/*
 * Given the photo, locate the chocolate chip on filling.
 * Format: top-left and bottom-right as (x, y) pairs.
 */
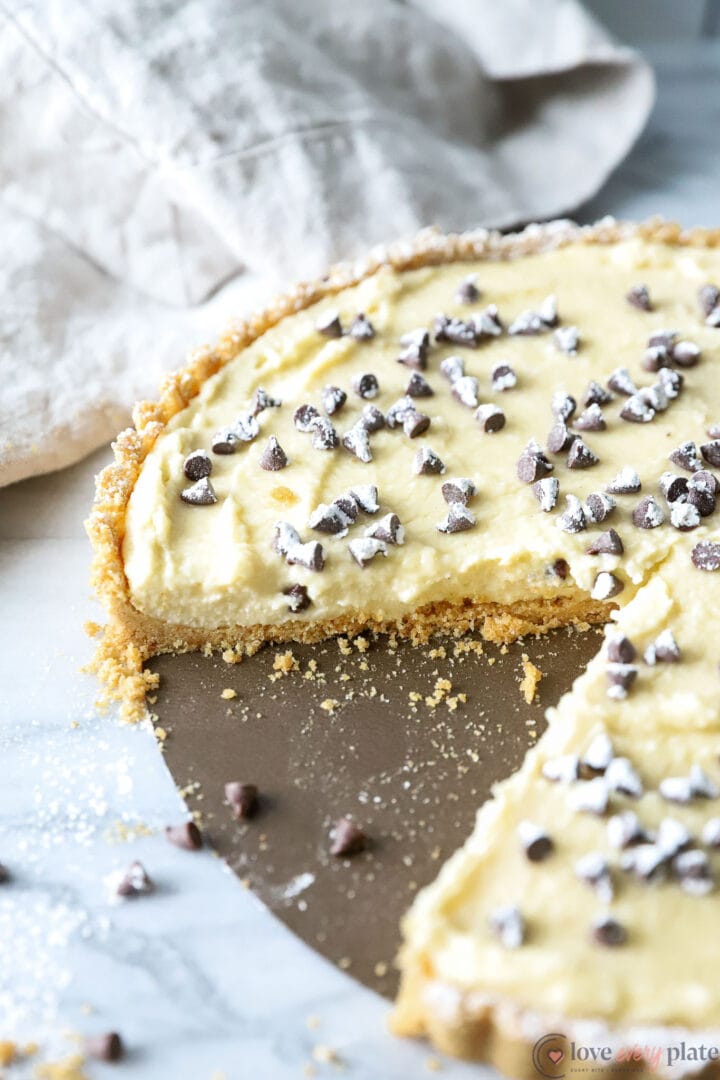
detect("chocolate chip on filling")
(455, 275), (480, 304)
(366, 513), (405, 545)
(211, 411), (260, 454)
(475, 403), (506, 432)
(573, 404), (606, 432)
(434, 313), (481, 348)
(440, 355), (464, 384)
(583, 380), (613, 407)
(607, 367), (637, 396)
(632, 495), (665, 529)
(321, 385), (347, 416)
(183, 449), (212, 480)
(406, 372), (434, 398)
(607, 635), (636, 663)
(491, 364), (517, 392)
(567, 437), (599, 470)
(583, 492), (616, 523)
(180, 477), (217, 506)
(293, 403), (320, 432)
(554, 325), (580, 355)
(532, 477), (559, 512)
(403, 409), (431, 439)
(342, 423), (372, 462)
(348, 537), (388, 567)
(517, 821), (554, 862)
(436, 503), (476, 534)
(575, 853), (613, 901)
(452, 375), (480, 408)
(620, 394), (655, 424)
(607, 810), (647, 849)
(644, 629), (681, 664)
(557, 495), (586, 534)
(397, 329), (430, 370)
(517, 440), (553, 484)
(283, 584), (311, 612)
(592, 916), (628, 947)
(626, 283), (652, 311)
(359, 404), (385, 432)
(669, 440), (703, 473)
(606, 663), (638, 700)
(251, 386), (282, 415)
(547, 422), (575, 455)
(551, 390), (576, 422)
(273, 522), (325, 571)
(489, 905), (525, 949)
(673, 850), (714, 896)
(316, 309), (343, 338)
(259, 436), (289, 471)
(692, 540), (720, 571)
(349, 313), (376, 341)
(353, 372), (379, 399)
(701, 440), (720, 468)
(606, 467), (641, 495)
(591, 571), (624, 600)
(587, 529), (624, 556)
(670, 502), (700, 532)
(310, 416), (339, 450)
(441, 478), (476, 505)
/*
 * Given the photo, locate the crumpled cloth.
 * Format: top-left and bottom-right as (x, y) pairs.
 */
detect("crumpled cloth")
(0, 0), (653, 487)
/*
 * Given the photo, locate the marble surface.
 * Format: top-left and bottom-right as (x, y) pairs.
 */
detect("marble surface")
(1, 40), (720, 1080)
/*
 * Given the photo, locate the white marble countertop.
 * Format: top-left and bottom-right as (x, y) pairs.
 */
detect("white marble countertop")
(2, 40), (719, 1080)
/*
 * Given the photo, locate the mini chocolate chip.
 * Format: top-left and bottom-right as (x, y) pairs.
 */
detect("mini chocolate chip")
(658, 367), (683, 398)
(316, 310), (343, 338)
(259, 436), (289, 471)
(703, 818), (720, 847)
(567, 438), (599, 470)
(607, 635), (636, 663)
(606, 467), (641, 495)
(183, 450), (212, 480)
(489, 905), (525, 948)
(587, 529), (624, 556)
(414, 444), (446, 475)
(551, 391), (576, 421)
(366, 513), (404, 545)
(554, 325), (579, 355)
(575, 853), (613, 901)
(542, 753), (578, 782)
(251, 387), (282, 416)
(116, 861), (154, 898)
(165, 821), (203, 851)
(233, 412), (261, 442)
(406, 372), (434, 398)
(701, 440), (720, 468)
(658, 776), (694, 804)
(568, 776), (609, 815)
(553, 558), (570, 580)
(180, 477), (218, 506)
(659, 471), (689, 503)
(607, 756), (643, 796)
(608, 367), (637, 396)
(670, 502), (700, 531)
(308, 502), (353, 535)
(621, 843), (669, 881)
(648, 329), (677, 349)
(84, 1033), (124, 1063)
(573, 404), (605, 432)
(349, 313), (375, 341)
(674, 850), (714, 896)
(591, 571), (624, 600)
(557, 495), (586, 534)
(440, 355), (464, 383)
(211, 427), (240, 454)
(642, 344), (672, 372)
(225, 781), (259, 819)
(353, 372), (379, 399)
(533, 477), (559, 512)
(274, 521), (301, 556)
(673, 340), (701, 367)
(517, 441), (553, 484)
(584, 492), (616, 523)
(699, 283), (720, 317)
(645, 629), (681, 664)
(333, 495), (358, 525)
(349, 537), (388, 566)
(455, 275), (480, 304)
(620, 394), (655, 424)
(692, 541), (720, 571)
(691, 764), (719, 798)
(359, 404), (385, 432)
(606, 662), (638, 700)
(669, 441), (702, 472)
(547, 422), (575, 454)
(491, 363), (517, 392)
(538, 294), (559, 327)
(709, 424), (720, 439)
(403, 410), (431, 438)
(284, 584), (311, 612)
(310, 417), (339, 450)
(687, 471), (717, 516)
(632, 495), (664, 529)
(640, 384), (668, 414)
(582, 732), (614, 773)
(607, 810), (647, 849)
(397, 340), (428, 370)
(441, 478), (476, 504)
(436, 504), (476, 534)
(583, 381), (613, 407)
(626, 283), (652, 311)
(707, 306), (720, 327)
(517, 821), (554, 862)
(452, 375), (479, 408)
(593, 916), (627, 947)
(508, 309), (545, 336)
(472, 304), (503, 337)
(330, 818), (367, 856)
(434, 314), (480, 348)
(321, 385), (347, 416)
(475, 403), (506, 432)
(293, 403), (320, 432)
(349, 484), (380, 514)
(287, 540), (325, 571)
(385, 395), (415, 429)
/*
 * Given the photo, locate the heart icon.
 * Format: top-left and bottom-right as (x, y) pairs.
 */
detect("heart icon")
(548, 1049), (564, 1065)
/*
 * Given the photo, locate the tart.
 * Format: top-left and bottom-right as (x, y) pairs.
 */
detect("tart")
(87, 219), (720, 1075)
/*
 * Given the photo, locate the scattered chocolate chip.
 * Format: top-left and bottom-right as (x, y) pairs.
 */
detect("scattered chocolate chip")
(573, 404), (606, 432)
(274, 521), (301, 555)
(294, 404), (320, 432)
(584, 492), (616, 523)
(211, 427), (240, 454)
(606, 662), (638, 700)
(591, 571), (624, 601)
(183, 450), (212, 480)
(691, 763), (720, 798)
(359, 404), (385, 433)
(620, 394), (655, 424)
(349, 484), (379, 514)
(659, 471), (689, 503)
(84, 1033), (124, 1063)
(583, 381), (613, 407)
(582, 732), (614, 773)
(517, 821), (554, 862)
(251, 387), (282, 415)
(440, 355), (464, 383)
(234, 412), (261, 442)
(316, 310), (343, 338)
(645, 383), (670, 414)
(608, 367), (637, 396)
(701, 440), (720, 468)
(475, 403), (506, 432)
(607, 636), (636, 666)
(491, 363), (517, 392)
(557, 494), (586, 534)
(706, 306), (720, 327)
(385, 395), (415, 429)
(547, 422), (575, 454)
(330, 817), (367, 856)
(692, 540), (720, 571)
(259, 435), (288, 471)
(658, 368), (684, 400)
(288, 541), (325, 571)
(607, 810), (646, 849)
(434, 313), (480, 348)
(670, 502), (700, 531)
(366, 513), (404, 545)
(116, 861), (154, 898)
(592, 916), (627, 947)
(517, 440), (553, 484)
(533, 477), (559, 512)
(587, 529), (624, 556)
(403, 409), (431, 438)
(656, 817), (691, 856)
(455, 275), (480, 304)
(508, 310), (545, 336)
(687, 470), (717, 516)
(575, 853), (613, 901)
(554, 325), (579, 355)
(406, 372), (433, 398)
(308, 501), (353, 536)
(452, 375), (480, 408)
(606, 467), (641, 495)
(436, 504), (476, 534)
(321, 385), (347, 416)
(349, 537), (387, 567)
(621, 842), (669, 881)
(165, 821), (202, 851)
(644, 629), (681, 664)
(310, 417), (339, 451)
(674, 850), (713, 896)
(626, 283), (652, 311)
(669, 441), (702, 472)
(642, 344), (672, 372)
(673, 340), (701, 367)
(553, 558), (570, 580)
(442, 477), (476, 505)
(551, 391), (576, 422)
(349, 313), (375, 341)
(397, 330), (429, 370)
(567, 437), (599, 470)
(632, 495), (664, 529)
(180, 477), (218, 506)
(542, 753), (579, 783)
(699, 283), (720, 318)
(283, 584), (311, 612)
(225, 781), (259, 819)
(472, 304), (504, 337)
(702, 817), (720, 847)
(489, 905), (525, 948)
(353, 372), (379, 399)
(659, 776), (694, 805)
(568, 776), (609, 815)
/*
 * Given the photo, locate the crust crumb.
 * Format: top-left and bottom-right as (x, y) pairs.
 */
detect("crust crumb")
(520, 654), (543, 704)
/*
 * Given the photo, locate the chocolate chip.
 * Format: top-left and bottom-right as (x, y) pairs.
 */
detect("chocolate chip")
(553, 558), (569, 580)
(607, 810), (646, 849)
(316, 310), (343, 338)
(353, 372), (379, 399)
(533, 477), (559, 512)
(434, 314), (480, 348)
(84, 1033), (124, 1063)
(642, 344), (672, 372)
(330, 817), (367, 856)
(517, 441), (553, 484)
(587, 529), (624, 556)
(557, 495), (586, 534)
(349, 537), (387, 567)
(605, 758), (642, 797)
(455, 275), (480, 304)
(397, 329), (430, 370)
(233, 412), (261, 442)
(366, 513), (404, 545)
(283, 584), (311, 613)
(607, 635), (636, 663)
(658, 367), (683, 398)
(436, 504), (476, 534)
(709, 424), (720, 439)
(699, 283), (720, 318)
(670, 502), (700, 531)
(542, 753), (579, 783)
(251, 387), (282, 415)
(690, 764), (719, 799)
(403, 410), (431, 438)
(626, 283), (652, 311)
(575, 853), (613, 901)
(406, 372), (433, 398)
(440, 355), (464, 383)
(568, 776), (609, 815)
(606, 662), (638, 700)
(517, 821), (554, 862)
(692, 540), (720, 571)
(632, 495), (664, 529)
(644, 629), (681, 664)
(669, 441), (702, 472)
(225, 781), (259, 819)
(673, 340), (701, 368)
(584, 492), (616, 523)
(583, 381), (613, 407)
(180, 477), (218, 506)
(591, 571), (624, 600)
(475, 403), (506, 432)
(567, 438), (599, 470)
(294, 404), (320, 432)
(547, 422), (575, 454)
(620, 394), (655, 424)
(359, 404), (385, 433)
(385, 395), (415, 429)
(508, 309), (545, 336)
(489, 905), (525, 948)
(641, 383), (668, 413)
(442, 478), (476, 505)
(659, 472), (689, 504)
(472, 304), (504, 337)
(274, 521), (301, 555)
(308, 502), (353, 536)
(554, 325), (579, 355)
(165, 821), (202, 851)
(116, 861), (153, 898)
(606, 467), (641, 495)
(491, 364), (517, 392)
(551, 391), (576, 422)
(452, 375), (479, 408)
(592, 916), (627, 947)
(310, 417), (339, 450)
(211, 427), (241, 454)
(621, 843), (669, 882)
(674, 850), (713, 896)
(687, 471), (717, 516)
(414, 444), (446, 475)
(259, 436), (288, 471)
(321, 385), (347, 416)
(349, 484), (379, 514)
(702, 817), (720, 847)
(701, 440), (720, 468)
(183, 450), (212, 480)
(349, 313), (375, 341)
(0, 864), (9, 884)
(608, 367), (637, 396)
(707, 306), (720, 327)
(659, 776), (694, 805)
(274, 524), (325, 570)
(573, 404), (605, 432)
(582, 732), (614, 773)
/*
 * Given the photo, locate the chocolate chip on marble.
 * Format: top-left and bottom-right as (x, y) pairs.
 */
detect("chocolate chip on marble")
(353, 372), (379, 400)
(592, 916), (627, 947)
(165, 821), (203, 851)
(293, 403), (321, 432)
(452, 375), (480, 408)
(658, 367), (683, 399)
(607, 810), (646, 849)
(116, 861), (154, 898)
(606, 757), (644, 798)
(557, 495), (587, 534)
(349, 313), (376, 341)
(517, 440), (553, 484)
(316, 309), (343, 338)
(259, 436), (289, 471)
(573, 404), (606, 432)
(699, 283), (720, 318)
(321, 385), (347, 416)
(568, 776), (609, 815)
(348, 537), (388, 567)
(406, 372), (434, 398)
(608, 367), (637, 396)
(385, 395), (415, 429)
(330, 817), (367, 856)
(584, 492), (616, 523)
(442, 478), (476, 505)
(606, 663), (638, 700)
(626, 283), (652, 311)
(659, 471), (689, 504)
(583, 381), (613, 407)
(225, 781), (259, 819)
(644, 629), (681, 665)
(673, 340), (701, 368)
(489, 905), (525, 948)
(547, 422), (575, 454)
(251, 387), (282, 416)
(359, 403), (385, 432)
(533, 477), (559, 512)
(180, 477), (218, 506)
(403, 409), (431, 438)
(475, 403), (506, 432)
(701, 440), (720, 468)
(308, 502), (353, 536)
(669, 441), (702, 473)
(508, 309), (545, 336)
(691, 540), (720, 571)
(606, 467), (641, 495)
(632, 495), (664, 529)
(591, 571), (624, 601)
(283, 584), (311, 613)
(455, 275), (480, 304)
(434, 313), (480, 348)
(702, 817), (720, 847)
(567, 438), (599, 470)
(607, 635), (636, 665)
(620, 394), (655, 424)
(310, 416), (339, 450)
(349, 484), (380, 514)
(587, 529), (624, 556)
(542, 754), (579, 784)
(670, 502), (700, 531)
(414, 445), (446, 475)
(183, 450), (212, 481)
(673, 850), (714, 896)
(366, 513), (404, 545)
(491, 363), (517, 392)
(436, 504), (476, 534)
(575, 853), (613, 901)
(517, 821), (554, 862)
(551, 391), (576, 422)
(440, 355), (465, 384)
(84, 1033), (124, 1063)
(554, 325), (579, 355)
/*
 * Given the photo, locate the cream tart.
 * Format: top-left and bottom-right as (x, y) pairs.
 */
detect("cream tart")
(87, 219), (720, 1075)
